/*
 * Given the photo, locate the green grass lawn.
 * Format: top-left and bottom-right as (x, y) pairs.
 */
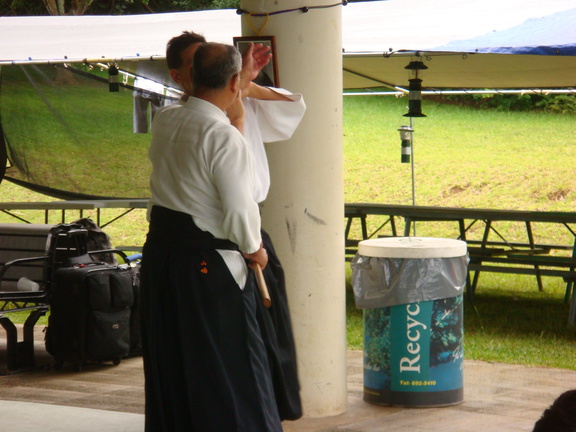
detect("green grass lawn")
(1, 90), (575, 369)
(343, 95), (576, 370)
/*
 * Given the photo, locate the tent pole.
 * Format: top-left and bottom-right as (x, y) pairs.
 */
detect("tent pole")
(410, 117), (417, 236)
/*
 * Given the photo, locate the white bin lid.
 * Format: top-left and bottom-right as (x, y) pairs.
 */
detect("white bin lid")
(358, 237), (467, 259)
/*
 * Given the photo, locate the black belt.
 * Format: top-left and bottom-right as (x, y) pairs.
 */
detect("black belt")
(149, 205), (239, 251)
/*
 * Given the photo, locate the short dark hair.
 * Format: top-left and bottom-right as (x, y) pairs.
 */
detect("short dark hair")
(166, 31), (207, 69)
(533, 390), (576, 432)
(192, 43), (241, 91)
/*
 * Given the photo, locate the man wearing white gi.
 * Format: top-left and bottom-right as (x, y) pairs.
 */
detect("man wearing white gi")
(165, 31), (306, 421)
(165, 31), (307, 204)
(140, 42), (282, 432)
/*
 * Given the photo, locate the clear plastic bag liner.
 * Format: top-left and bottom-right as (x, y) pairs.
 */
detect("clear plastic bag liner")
(350, 254), (469, 309)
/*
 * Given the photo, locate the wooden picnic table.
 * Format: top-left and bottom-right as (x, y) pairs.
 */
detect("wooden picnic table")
(0, 199), (149, 227)
(345, 203), (576, 325)
(2, 201), (575, 325)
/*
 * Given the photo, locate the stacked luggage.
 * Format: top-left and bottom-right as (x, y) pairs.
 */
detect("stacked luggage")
(44, 220), (141, 371)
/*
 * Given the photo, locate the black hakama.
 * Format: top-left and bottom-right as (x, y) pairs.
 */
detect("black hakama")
(256, 230), (302, 420)
(140, 206), (283, 432)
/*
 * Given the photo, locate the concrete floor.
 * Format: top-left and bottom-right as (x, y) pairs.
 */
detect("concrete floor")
(0, 326), (576, 432)
(0, 329), (574, 431)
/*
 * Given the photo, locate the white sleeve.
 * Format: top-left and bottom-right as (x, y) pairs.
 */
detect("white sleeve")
(210, 128), (262, 254)
(247, 88), (306, 143)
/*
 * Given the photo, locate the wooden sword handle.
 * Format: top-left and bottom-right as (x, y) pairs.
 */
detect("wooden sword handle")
(254, 263), (271, 308)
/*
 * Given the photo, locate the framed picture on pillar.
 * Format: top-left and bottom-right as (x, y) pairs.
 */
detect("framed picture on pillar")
(233, 35), (279, 88)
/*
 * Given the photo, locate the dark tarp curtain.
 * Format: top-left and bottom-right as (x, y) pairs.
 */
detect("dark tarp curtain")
(0, 64), (173, 199)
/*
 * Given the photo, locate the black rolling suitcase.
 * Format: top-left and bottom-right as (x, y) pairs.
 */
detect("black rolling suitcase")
(46, 261), (134, 370)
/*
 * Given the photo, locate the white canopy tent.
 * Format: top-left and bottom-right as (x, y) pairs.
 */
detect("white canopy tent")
(342, 0), (576, 90)
(0, 0), (575, 90)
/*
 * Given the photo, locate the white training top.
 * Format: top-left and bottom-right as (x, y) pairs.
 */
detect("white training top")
(242, 89), (306, 203)
(148, 97), (261, 256)
(147, 90), (305, 288)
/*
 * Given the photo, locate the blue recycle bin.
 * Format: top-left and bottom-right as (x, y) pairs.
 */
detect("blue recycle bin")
(351, 237), (468, 407)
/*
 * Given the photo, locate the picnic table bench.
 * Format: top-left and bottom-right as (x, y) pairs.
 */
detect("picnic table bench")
(345, 203), (576, 325)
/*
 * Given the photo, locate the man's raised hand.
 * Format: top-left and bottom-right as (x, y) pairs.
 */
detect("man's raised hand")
(241, 42), (272, 88)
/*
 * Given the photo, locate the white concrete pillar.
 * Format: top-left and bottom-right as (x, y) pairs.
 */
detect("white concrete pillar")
(240, 0), (347, 417)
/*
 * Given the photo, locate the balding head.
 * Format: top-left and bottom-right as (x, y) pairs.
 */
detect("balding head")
(192, 42), (242, 92)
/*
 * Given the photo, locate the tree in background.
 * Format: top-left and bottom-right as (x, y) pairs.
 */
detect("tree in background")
(43, 0), (94, 15)
(0, 0), (242, 15)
